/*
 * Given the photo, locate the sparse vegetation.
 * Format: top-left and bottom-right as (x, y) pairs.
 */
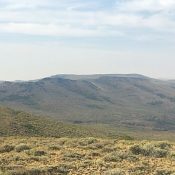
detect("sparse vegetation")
(0, 137), (175, 175)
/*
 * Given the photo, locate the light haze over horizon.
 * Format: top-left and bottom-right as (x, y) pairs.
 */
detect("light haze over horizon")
(1, 0), (175, 81)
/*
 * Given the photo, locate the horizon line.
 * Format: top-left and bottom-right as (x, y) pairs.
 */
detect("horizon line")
(0, 73), (174, 82)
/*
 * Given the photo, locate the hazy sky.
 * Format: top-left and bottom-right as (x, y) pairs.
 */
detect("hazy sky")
(1, 0), (175, 80)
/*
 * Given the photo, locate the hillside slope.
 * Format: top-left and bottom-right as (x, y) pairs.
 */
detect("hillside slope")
(0, 74), (175, 131)
(0, 106), (115, 138)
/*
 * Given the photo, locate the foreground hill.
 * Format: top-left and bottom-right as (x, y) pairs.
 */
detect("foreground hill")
(1, 74), (175, 131)
(0, 106), (118, 138)
(0, 137), (175, 175)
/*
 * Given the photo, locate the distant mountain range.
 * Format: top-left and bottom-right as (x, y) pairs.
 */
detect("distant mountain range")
(1, 74), (175, 131)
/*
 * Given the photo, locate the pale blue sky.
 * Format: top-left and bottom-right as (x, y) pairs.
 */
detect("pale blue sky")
(1, 0), (175, 80)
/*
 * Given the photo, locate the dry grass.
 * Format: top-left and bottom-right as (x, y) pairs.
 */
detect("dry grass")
(0, 137), (175, 175)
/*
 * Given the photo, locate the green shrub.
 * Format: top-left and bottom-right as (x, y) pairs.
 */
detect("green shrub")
(57, 138), (69, 146)
(0, 145), (14, 153)
(104, 151), (137, 162)
(8, 168), (43, 175)
(34, 150), (46, 156)
(155, 169), (175, 175)
(78, 138), (97, 146)
(151, 148), (168, 158)
(57, 166), (70, 174)
(46, 164), (73, 174)
(102, 146), (116, 153)
(170, 151), (175, 159)
(130, 143), (168, 158)
(130, 165), (150, 174)
(87, 143), (104, 150)
(48, 145), (61, 151)
(154, 142), (171, 150)
(104, 169), (125, 175)
(15, 144), (31, 152)
(63, 152), (84, 161)
(88, 151), (101, 157)
(29, 156), (41, 162)
(130, 145), (143, 155)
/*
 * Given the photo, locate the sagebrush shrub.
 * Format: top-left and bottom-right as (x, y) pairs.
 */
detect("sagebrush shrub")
(0, 145), (14, 153)
(34, 150), (46, 156)
(104, 168), (125, 175)
(15, 144), (31, 152)
(130, 143), (168, 158)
